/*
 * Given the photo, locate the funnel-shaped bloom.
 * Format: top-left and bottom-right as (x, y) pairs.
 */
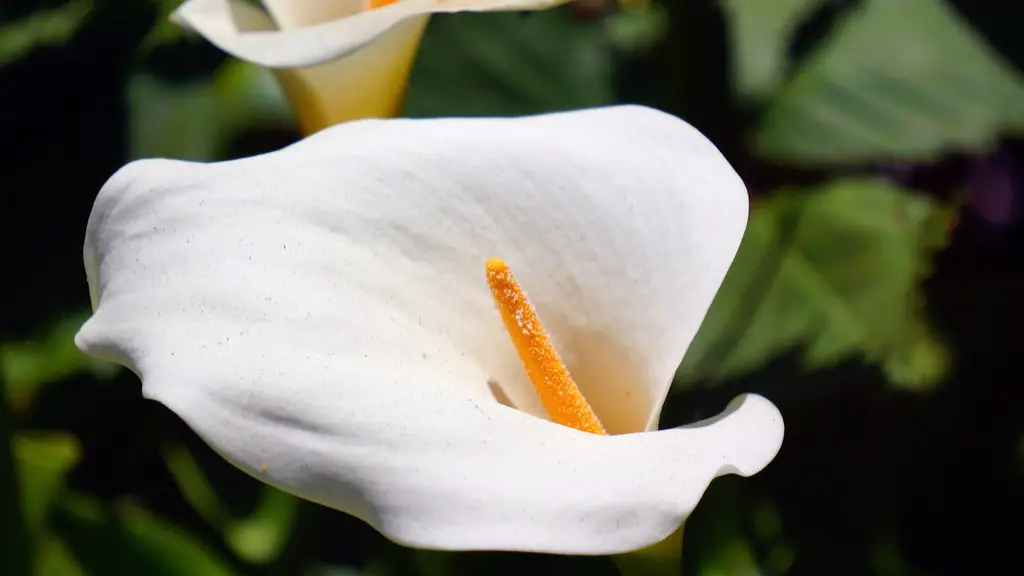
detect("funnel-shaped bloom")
(76, 105), (783, 554)
(173, 0), (571, 133)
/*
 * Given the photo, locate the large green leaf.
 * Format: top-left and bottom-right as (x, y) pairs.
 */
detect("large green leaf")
(754, 0), (1024, 164)
(678, 178), (952, 389)
(54, 495), (238, 576)
(719, 0), (826, 100)
(0, 1), (92, 68)
(405, 9), (614, 117)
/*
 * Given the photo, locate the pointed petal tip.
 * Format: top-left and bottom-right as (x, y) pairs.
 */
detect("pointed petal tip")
(72, 319), (93, 355)
(716, 393), (785, 477)
(73, 315), (139, 377)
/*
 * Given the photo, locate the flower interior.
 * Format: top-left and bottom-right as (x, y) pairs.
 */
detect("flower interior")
(486, 257), (608, 435)
(365, 0), (400, 9)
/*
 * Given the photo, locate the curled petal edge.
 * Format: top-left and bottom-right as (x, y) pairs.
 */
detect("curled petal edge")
(172, 0), (571, 68)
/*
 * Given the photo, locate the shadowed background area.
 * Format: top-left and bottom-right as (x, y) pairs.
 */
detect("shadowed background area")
(1, 0), (1021, 575)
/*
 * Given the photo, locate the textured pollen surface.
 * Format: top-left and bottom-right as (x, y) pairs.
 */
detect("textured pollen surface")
(485, 258), (607, 435)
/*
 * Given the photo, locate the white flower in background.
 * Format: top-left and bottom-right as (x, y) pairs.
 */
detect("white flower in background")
(172, 0), (571, 134)
(76, 105), (783, 554)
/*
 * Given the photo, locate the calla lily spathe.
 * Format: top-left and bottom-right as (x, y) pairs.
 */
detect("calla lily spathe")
(76, 105), (784, 554)
(173, 0), (570, 133)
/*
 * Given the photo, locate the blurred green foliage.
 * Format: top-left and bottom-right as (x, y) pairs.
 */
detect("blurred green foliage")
(406, 10), (615, 117)
(721, 0), (822, 100)
(2, 0), (1022, 575)
(3, 314), (117, 412)
(752, 0), (1024, 163)
(0, 1), (91, 67)
(128, 62), (290, 160)
(678, 178), (953, 389)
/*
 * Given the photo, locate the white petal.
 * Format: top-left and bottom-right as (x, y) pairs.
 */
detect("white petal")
(77, 106), (782, 554)
(172, 0), (570, 68)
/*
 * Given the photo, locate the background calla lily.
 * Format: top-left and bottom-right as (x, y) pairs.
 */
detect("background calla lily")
(172, 0), (571, 134)
(75, 105), (784, 554)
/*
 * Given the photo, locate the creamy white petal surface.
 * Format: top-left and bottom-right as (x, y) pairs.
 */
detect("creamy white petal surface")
(76, 105), (783, 554)
(172, 0), (569, 68)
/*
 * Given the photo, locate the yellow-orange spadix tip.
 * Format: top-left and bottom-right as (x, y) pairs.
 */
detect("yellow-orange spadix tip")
(485, 257), (606, 435)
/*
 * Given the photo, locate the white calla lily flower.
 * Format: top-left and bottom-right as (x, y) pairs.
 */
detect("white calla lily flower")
(76, 105), (783, 554)
(172, 0), (570, 134)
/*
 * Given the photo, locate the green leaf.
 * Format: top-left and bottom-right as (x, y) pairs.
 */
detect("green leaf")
(13, 434), (84, 576)
(406, 9), (614, 117)
(128, 60), (292, 161)
(164, 444), (298, 564)
(14, 434), (81, 536)
(678, 178), (952, 389)
(53, 495), (238, 576)
(613, 525), (683, 576)
(34, 537), (85, 576)
(224, 489), (298, 564)
(679, 478), (781, 576)
(719, 0), (826, 100)
(0, 1), (92, 68)
(0, 380), (31, 576)
(604, 2), (671, 55)
(754, 0), (1024, 164)
(2, 313), (118, 412)
(680, 477), (798, 576)
(137, 0), (191, 58)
